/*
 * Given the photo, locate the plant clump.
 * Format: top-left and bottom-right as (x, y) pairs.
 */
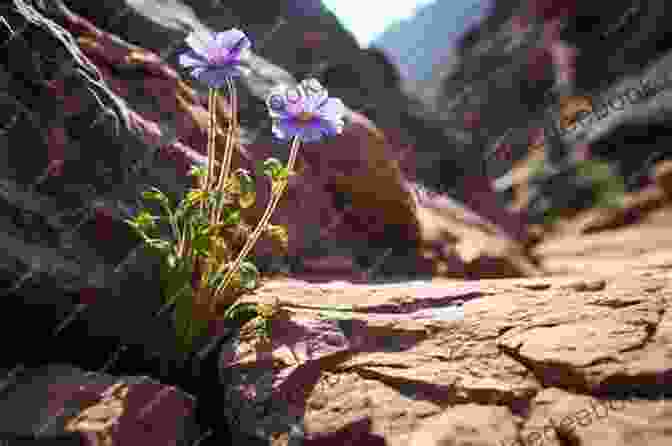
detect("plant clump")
(125, 28), (346, 357)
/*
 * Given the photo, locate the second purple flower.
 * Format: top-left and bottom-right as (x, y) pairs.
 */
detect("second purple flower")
(266, 78), (346, 143)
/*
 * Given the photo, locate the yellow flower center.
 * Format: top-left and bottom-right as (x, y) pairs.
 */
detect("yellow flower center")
(296, 111), (314, 122)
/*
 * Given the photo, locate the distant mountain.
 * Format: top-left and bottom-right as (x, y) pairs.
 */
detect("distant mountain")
(371, 0), (489, 103)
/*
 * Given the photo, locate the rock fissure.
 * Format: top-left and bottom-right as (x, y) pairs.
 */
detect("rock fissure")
(616, 318), (660, 354)
(498, 343), (592, 393)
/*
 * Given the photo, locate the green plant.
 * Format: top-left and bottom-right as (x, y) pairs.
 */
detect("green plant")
(576, 159), (627, 209)
(125, 29), (346, 356)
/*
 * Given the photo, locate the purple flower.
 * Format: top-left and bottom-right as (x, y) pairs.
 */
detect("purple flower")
(266, 78), (346, 143)
(178, 29), (251, 88)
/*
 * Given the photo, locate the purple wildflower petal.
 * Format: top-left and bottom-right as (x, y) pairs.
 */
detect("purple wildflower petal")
(213, 29), (250, 53)
(190, 66), (207, 77)
(223, 32), (252, 60)
(269, 108), (293, 121)
(303, 91), (329, 113)
(177, 49), (209, 69)
(196, 66), (242, 88)
(227, 46), (250, 65)
(267, 86), (292, 120)
(273, 117), (334, 143)
(299, 123), (327, 143)
(205, 30), (248, 65)
(316, 97), (345, 122)
(301, 94), (327, 114)
(267, 79), (346, 142)
(272, 119), (300, 141)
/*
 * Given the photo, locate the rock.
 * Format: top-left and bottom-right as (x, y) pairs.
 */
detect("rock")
(432, 0), (672, 228)
(0, 0), (541, 307)
(555, 178), (670, 236)
(517, 387), (672, 446)
(407, 404), (519, 446)
(415, 196), (542, 279)
(0, 364), (197, 445)
(536, 209), (672, 277)
(5, 2), (672, 445)
(218, 263), (671, 445)
(654, 159), (672, 195)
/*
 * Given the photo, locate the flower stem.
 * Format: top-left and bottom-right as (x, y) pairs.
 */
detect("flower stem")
(186, 87), (217, 320)
(222, 76), (238, 187)
(203, 88), (218, 214)
(213, 76), (238, 224)
(211, 136), (302, 310)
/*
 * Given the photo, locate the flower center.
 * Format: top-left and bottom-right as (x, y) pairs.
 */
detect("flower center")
(296, 111), (314, 122)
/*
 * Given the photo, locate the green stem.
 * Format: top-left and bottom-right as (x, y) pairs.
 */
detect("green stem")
(211, 136), (302, 310)
(160, 202), (181, 248)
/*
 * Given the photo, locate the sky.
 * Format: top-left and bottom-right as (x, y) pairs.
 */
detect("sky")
(321, 0), (439, 47)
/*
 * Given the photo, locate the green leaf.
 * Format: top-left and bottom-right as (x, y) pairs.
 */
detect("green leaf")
(142, 187), (169, 206)
(255, 317), (272, 340)
(166, 253), (178, 269)
(146, 238), (172, 252)
(124, 218), (139, 229)
(124, 219), (147, 240)
(126, 210), (158, 233)
(221, 208), (241, 226)
(189, 165), (208, 179)
(275, 166), (293, 181)
(234, 169), (256, 209)
(160, 255), (192, 305)
(239, 261), (259, 291)
(222, 301), (259, 323)
(191, 232), (211, 257)
(205, 269), (225, 290)
(262, 158), (284, 180)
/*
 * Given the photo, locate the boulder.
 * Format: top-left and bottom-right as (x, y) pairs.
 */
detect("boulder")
(0, 364), (197, 445)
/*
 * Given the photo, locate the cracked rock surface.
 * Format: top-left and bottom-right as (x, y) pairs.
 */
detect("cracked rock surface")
(221, 211), (672, 445)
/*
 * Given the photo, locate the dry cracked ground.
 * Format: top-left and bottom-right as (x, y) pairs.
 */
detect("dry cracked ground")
(221, 207), (672, 446)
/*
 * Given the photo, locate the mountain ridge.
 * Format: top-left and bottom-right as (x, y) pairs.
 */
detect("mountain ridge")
(371, 0), (487, 83)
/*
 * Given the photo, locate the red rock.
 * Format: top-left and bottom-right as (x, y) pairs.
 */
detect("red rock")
(527, 0), (578, 22)
(220, 266), (672, 445)
(79, 287), (99, 305)
(38, 0), (540, 285)
(527, 46), (553, 81)
(46, 126), (67, 177)
(94, 207), (115, 241)
(462, 111), (481, 129)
